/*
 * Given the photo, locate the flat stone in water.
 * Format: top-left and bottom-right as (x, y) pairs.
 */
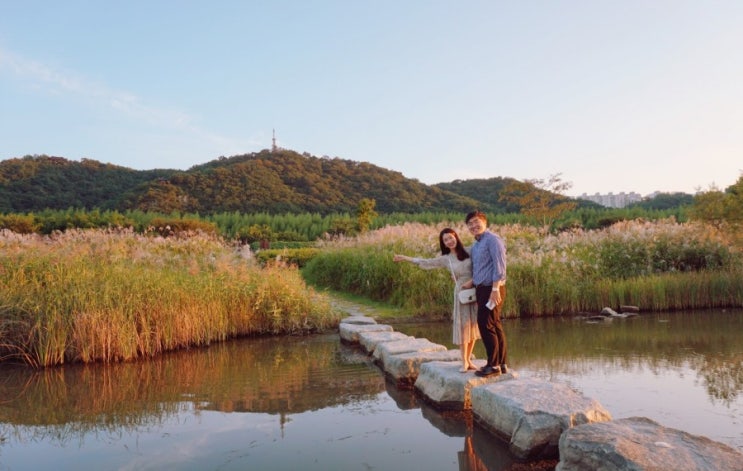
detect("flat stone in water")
(372, 337), (448, 366)
(415, 360), (519, 410)
(357, 330), (411, 354)
(339, 315), (378, 325)
(384, 350), (462, 389)
(339, 322), (393, 343)
(471, 377), (613, 459)
(556, 416), (743, 471)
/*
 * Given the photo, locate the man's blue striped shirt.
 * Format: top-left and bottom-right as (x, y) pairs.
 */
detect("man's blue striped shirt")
(470, 231), (507, 286)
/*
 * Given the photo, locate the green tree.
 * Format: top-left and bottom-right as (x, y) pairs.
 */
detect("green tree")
(499, 173), (577, 229)
(237, 224), (274, 245)
(629, 192), (693, 210)
(356, 198), (378, 233)
(133, 183), (187, 214)
(690, 175), (743, 230)
(327, 216), (356, 238)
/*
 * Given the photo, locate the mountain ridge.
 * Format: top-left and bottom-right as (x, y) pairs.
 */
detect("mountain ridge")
(0, 150), (518, 214)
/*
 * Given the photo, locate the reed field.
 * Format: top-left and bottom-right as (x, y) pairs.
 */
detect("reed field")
(2, 217), (740, 367)
(303, 218), (743, 317)
(0, 228), (338, 367)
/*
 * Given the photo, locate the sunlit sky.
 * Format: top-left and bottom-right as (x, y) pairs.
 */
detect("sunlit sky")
(1, 1), (742, 197)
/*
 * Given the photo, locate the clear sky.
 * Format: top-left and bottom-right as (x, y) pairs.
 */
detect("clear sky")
(1, 1), (741, 197)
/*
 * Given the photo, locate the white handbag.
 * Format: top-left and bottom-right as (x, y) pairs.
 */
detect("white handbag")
(457, 288), (477, 304)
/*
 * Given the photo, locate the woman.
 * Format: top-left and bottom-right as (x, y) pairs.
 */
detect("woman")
(393, 228), (480, 373)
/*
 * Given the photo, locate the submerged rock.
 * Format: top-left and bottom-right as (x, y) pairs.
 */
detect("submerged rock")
(600, 307), (619, 316)
(619, 305), (640, 314)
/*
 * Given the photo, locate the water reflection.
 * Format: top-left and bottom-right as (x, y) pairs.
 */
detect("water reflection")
(0, 309), (741, 470)
(417, 403), (524, 471)
(0, 335), (385, 434)
(395, 309), (743, 406)
(386, 381), (533, 470)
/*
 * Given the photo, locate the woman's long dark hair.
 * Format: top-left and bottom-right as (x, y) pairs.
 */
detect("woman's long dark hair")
(439, 228), (469, 261)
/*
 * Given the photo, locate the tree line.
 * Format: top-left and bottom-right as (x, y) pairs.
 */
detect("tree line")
(4, 150), (735, 244)
(0, 204), (694, 243)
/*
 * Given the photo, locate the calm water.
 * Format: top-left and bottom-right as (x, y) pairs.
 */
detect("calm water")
(0, 309), (741, 470)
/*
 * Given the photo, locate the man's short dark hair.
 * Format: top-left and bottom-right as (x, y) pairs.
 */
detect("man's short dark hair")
(465, 211), (487, 224)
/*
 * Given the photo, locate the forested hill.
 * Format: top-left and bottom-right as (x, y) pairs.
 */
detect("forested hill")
(0, 156), (176, 212)
(435, 178), (524, 213)
(1, 150), (511, 214)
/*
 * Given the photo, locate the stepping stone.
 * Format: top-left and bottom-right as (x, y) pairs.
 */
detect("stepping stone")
(385, 350), (463, 389)
(358, 331), (412, 354)
(339, 323), (393, 344)
(415, 360), (519, 410)
(372, 338), (447, 367)
(471, 378), (612, 459)
(557, 417), (743, 471)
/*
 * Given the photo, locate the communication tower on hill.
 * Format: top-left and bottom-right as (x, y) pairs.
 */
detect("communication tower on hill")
(272, 129), (277, 153)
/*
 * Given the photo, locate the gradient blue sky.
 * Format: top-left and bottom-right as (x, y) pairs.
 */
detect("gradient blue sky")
(1, 1), (741, 197)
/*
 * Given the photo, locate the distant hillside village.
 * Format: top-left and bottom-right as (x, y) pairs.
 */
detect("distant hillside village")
(577, 191), (659, 208)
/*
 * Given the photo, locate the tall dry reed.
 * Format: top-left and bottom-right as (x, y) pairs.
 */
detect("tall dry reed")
(0, 228), (338, 367)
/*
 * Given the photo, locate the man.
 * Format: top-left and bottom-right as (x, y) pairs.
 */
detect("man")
(465, 211), (508, 377)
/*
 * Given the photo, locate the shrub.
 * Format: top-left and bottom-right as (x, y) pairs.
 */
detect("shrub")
(0, 214), (39, 234)
(254, 248), (320, 267)
(147, 217), (218, 237)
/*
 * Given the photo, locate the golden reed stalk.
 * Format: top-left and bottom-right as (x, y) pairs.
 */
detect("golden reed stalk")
(0, 228), (338, 367)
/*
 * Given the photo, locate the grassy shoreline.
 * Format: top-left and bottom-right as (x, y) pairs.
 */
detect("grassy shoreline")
(0, 229), (339, 367)
(303, 220), (743, 317)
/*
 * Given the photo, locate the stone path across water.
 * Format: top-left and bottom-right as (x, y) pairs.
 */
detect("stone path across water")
(336, 303), (743, 470)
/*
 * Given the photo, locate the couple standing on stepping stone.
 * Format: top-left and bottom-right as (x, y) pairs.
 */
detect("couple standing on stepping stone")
(393, 211), (508, 378)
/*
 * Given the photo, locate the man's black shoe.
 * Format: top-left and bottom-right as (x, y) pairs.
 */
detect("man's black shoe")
(500, 364), (508, 374)
(475, 365), (501, 377)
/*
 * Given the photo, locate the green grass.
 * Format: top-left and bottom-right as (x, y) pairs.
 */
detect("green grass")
(309, 286), (419, 321)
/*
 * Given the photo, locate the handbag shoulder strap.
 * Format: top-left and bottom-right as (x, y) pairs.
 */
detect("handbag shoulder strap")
(447, 255), (457, 282)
